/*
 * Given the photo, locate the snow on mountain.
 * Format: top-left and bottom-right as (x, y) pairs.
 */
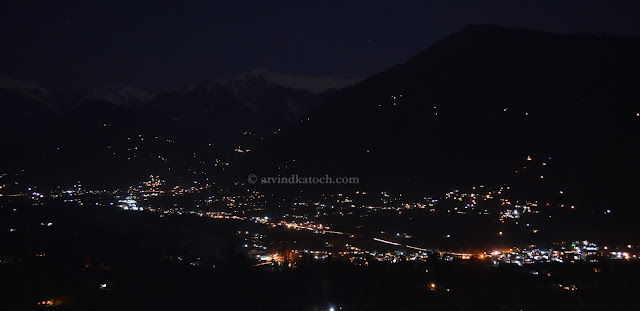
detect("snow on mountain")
(0, 74), (56, 107)
(79, 85), (155, 107)
(233, 70), (361, 94)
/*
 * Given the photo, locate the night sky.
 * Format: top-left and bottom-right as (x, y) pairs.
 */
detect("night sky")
(2, 0), (640, 91)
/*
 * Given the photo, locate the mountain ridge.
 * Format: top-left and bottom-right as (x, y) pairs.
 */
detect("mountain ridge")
(237, 25), (640, 211)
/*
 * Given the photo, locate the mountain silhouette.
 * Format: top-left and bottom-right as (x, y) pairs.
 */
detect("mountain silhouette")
(241, 25), (640, 211)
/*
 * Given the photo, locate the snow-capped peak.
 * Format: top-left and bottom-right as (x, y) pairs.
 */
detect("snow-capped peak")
(0, 74), (55, 104)
(234, 70), (361, 94)
(80, 85), (155, 107)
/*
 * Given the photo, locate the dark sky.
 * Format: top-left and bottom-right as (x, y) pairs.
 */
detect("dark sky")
(2, 0), (640, 91)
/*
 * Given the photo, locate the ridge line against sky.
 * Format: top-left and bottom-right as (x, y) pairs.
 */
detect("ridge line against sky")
(2, 0), (640, 91)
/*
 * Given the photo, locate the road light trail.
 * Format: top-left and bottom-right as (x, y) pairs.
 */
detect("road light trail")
(373, 238), (402, 246)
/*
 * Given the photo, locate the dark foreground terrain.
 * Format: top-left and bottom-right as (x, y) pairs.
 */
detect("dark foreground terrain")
(1, 201), (638, 311)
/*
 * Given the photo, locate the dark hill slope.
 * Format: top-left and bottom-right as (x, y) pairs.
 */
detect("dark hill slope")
(243, 25), (640, 208)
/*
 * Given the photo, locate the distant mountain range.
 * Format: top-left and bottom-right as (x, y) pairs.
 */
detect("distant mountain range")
(0, 71), (358, 188)
(0, 69), (359, 133)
